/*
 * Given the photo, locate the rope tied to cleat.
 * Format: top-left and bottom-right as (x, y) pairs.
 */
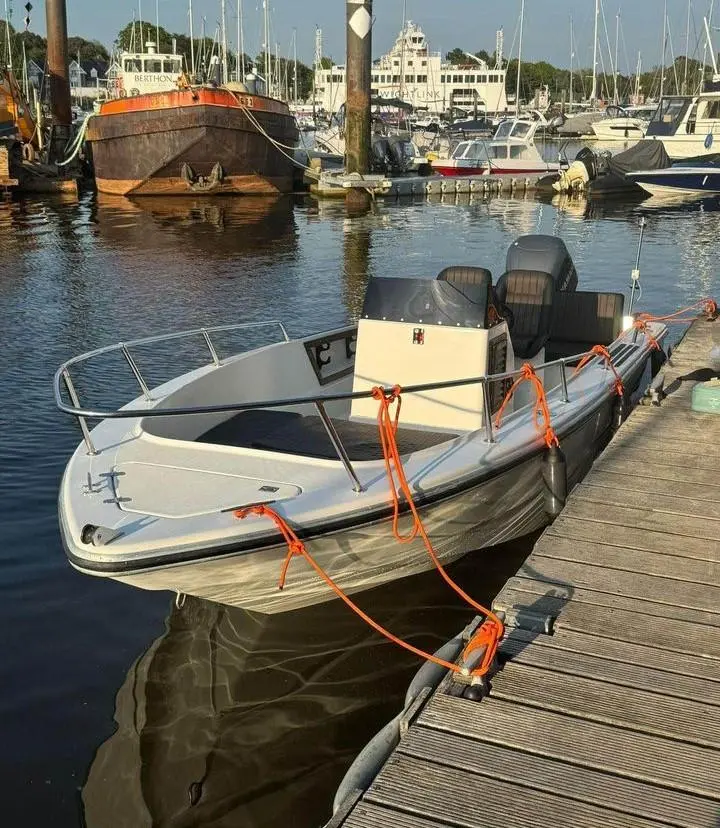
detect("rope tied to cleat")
(573, 344), (624, 398)
(494, 362), (560, 449)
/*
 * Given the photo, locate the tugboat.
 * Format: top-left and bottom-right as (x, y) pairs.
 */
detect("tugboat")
(87, 43), (298, 196)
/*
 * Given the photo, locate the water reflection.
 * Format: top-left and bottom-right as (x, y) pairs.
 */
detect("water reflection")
(91, 195), (298, 259)
(81, 541), (532, 828)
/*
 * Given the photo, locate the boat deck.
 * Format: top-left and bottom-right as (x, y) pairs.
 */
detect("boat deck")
(328, 316), (720, 828)
(199, 410), (457, 462)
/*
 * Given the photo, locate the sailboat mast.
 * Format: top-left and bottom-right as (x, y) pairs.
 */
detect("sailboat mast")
(189, 0), (195, 76)
(569, 16), (574, 108)
(613, 8), (620, 104)
(591, 0), (599, 101)
(399, 0), (407, 100)
(683, 0), (691, 93)
(634, 50), (641, 101)
(4, 0), (12, 70)
(155, 0), (159, 50)
(660, 0), (667, 98)
(293, 28), (298, 101)
(139, 0), (144, 52)
(515, 0), (524, 116)
(237, 0), (244, 82)
(220, 0), (228, 84)
(264, 0), (270, 94)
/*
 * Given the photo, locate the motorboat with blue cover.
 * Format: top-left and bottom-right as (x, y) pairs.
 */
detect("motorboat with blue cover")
(56, 236), (667, 613)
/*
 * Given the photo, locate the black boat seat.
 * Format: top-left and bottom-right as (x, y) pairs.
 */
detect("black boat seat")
(546, 291), (625, 360)
(495, 269), (555, 359)
(437, 265), (493, 285)
(437, 266), (512, 329)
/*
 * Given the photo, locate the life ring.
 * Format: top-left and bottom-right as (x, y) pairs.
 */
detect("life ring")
(22, 142), (35, 162)
(118, 88), (127, 98)
(129, 88), (140, 97)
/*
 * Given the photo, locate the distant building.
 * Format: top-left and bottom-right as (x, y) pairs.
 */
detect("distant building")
(69, 59), (109, 101)
(314, 21), (508, 115)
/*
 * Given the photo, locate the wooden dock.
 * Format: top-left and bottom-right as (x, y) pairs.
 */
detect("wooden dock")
(328, 316), (720, 828)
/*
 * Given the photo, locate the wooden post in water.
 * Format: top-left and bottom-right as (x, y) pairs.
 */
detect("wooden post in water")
(345, 0), (372, 211)
(45, 0), (73, 164)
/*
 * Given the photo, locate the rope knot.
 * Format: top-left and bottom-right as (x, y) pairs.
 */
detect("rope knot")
(574, 344), (625, 398)
(494, 362), (559, 449)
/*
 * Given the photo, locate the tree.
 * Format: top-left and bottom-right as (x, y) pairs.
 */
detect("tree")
(67, 37), (109, 63)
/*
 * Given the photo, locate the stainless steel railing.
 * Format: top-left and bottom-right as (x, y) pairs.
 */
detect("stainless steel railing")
(54, 319), (658, 495)
(55, 320), (290, 457)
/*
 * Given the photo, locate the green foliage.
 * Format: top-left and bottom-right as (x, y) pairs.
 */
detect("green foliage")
(67, 37), (109, 63)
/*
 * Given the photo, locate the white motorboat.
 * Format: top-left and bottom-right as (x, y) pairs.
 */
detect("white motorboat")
(645, 84), (720, 159)
(589, 105), (655, 142)
(431, 119), (564, 177)
(56, 236), (666, 614)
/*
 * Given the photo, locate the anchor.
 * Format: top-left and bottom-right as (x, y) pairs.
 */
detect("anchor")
(180, 161), (224, 192)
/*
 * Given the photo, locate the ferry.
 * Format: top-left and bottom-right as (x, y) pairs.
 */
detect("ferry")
(87, 43), (298, 196)
(314, 21), (508, 116)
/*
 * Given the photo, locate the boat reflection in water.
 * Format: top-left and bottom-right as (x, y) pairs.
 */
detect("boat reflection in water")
(81, 540), (532, 828)
(91, 194), (299, 258)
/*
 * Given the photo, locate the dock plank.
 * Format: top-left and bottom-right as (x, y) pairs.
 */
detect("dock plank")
(495, 585), (720, 656)
(501, 627), (720, 682)
(366, 755), (675, 828)
(419, 695), (720, 799)
(399, 726), (720, 828)
(584, 469), (720, 501)
(490, 662), (720, 747)
(558, 499), (720, 540)
(567, 485), (720, 526)
(591, 456), (720, 487)
(499, 635), (720, 704)
(515, 556), (720, 614)
(545, 517), (720, 562)
(532, 535), (720, 585)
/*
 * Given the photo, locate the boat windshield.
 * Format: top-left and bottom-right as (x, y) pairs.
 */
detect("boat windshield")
(652, 98), (688, 124)
(509, 121), (532, 139)
(452, 141), (470, 159)
(646, 96), (691, 136)
(493, 121), (513, 140)
(452, 141), (488, 161)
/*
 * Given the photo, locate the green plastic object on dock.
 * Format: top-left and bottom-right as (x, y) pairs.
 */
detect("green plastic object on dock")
(691, 378), (720, 414)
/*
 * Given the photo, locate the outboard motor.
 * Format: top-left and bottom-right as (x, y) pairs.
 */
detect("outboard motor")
(496, 235), (577, 362)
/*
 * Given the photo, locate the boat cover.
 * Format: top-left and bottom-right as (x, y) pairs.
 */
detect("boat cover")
(606, 140), (670, 177)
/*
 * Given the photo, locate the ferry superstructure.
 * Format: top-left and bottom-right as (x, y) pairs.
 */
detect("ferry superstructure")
(314, 21), (508, 116)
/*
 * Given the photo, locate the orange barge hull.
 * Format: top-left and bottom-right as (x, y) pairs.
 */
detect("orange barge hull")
(87, 88), (299, 196)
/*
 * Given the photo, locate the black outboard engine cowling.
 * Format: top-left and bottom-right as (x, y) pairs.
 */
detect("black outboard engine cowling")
(496, 235), (578, 360)
(506, 235), (578, 293)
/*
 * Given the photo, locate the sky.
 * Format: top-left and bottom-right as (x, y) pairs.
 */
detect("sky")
(25, 1), (718, 73)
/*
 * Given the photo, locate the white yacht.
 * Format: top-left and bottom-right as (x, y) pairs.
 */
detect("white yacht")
(645, 84), (720, 159)
(590, 105), (656, 142)
(56, 236), (665, 614)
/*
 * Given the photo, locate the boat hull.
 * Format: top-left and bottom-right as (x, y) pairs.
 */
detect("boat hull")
(61, 393), (625, 615)
(87, 89), (299, 196)
(628, 168), (720, 197)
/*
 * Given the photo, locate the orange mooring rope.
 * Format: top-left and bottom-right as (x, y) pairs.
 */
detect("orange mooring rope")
(573, 344), (624, 397)
(494, 363), (560, 448)
(235, 383), (507, 680)
(633, 298), (718, 348)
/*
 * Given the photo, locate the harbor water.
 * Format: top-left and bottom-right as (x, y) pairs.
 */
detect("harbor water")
(1, 190), (719, 827)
